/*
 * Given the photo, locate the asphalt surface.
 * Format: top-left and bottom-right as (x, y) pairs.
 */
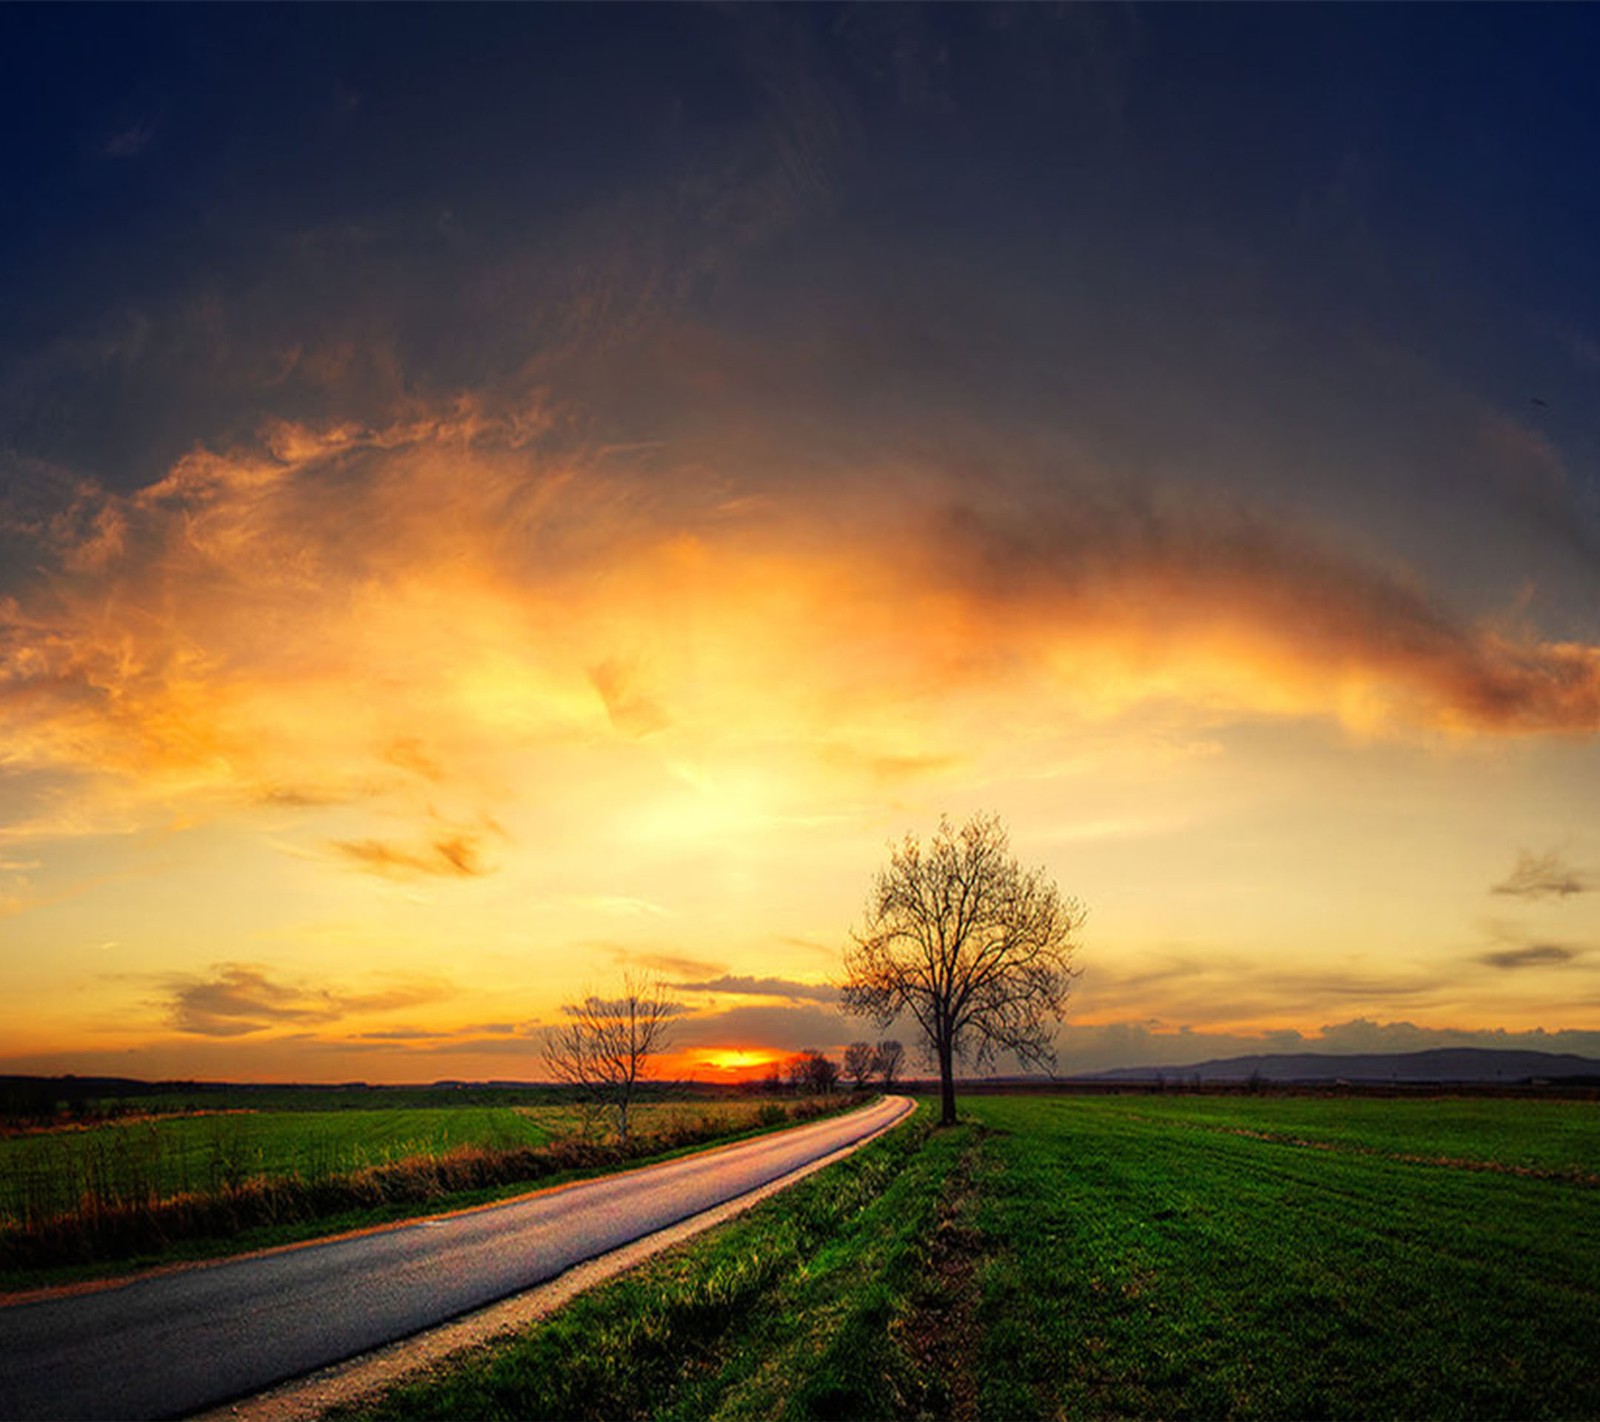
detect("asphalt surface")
(0, 1095), (913, 1421)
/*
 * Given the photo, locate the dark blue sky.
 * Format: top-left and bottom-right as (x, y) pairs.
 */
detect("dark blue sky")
(6, 5), (1599, 490)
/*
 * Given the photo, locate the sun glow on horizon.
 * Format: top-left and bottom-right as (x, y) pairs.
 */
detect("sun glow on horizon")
(692, 1048), (788, 1077)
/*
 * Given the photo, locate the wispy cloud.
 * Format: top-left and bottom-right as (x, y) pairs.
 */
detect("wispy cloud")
(102, 119), (157, 159)
(164, 962), (451, 1037)
(1492, 850), (1592, 900)
(7, 392), (1600, 883)
(671, 1001), (850, 1051)
(1478, 943), (1583, 971)
(331, 831), (492, 880)
(676, 974), (840, 1003)
(626, 951), (727, 979)
(589, 658), (672, 736)
(925, 495), (1600, 736)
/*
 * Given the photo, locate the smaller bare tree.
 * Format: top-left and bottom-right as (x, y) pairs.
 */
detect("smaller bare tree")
(843, 1041), (875, 1091)
(788, 1049), (839, 1095)
(543, 975), (683, 1143)
(872, 1038), (905, 1091)
(808, 1050), (840, 1094)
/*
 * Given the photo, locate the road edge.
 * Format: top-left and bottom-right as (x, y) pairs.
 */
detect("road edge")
(190, 1094), (917, 1422)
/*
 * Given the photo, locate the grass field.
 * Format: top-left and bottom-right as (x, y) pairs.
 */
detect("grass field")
(0, 1108), (555, 1223)
(0, 1100), (804, 1224)
(339, 1093), (1600, 1421)
(0, 1096), (832, 1284)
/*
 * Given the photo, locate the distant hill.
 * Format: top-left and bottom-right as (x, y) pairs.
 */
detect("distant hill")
(1086, 1047), (1600, 1085)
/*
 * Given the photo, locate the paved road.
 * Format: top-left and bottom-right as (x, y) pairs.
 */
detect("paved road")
(0, 1095), (913, 1421)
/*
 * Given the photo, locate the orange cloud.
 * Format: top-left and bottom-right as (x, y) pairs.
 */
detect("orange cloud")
(4, 395), (1600, 885)
(164, 962), (452, 1037)
(331, 832), (491, 880)
(915, 496), (1600, 737)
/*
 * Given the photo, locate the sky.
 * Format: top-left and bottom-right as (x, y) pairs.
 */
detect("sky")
(4, 4), (1600, 1083)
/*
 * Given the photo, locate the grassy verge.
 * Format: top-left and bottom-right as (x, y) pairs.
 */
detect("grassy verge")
(333, 1093), (1600, 1421)
(334, 1104), (955, 1422)
(0, 1097), (854, 1291)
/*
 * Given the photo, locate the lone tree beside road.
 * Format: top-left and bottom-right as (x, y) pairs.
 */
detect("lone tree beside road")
(543, 975), (683, 1143)
(842, 813), (1083, 1126)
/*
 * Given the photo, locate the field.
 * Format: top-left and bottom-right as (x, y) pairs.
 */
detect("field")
(0, 1094), (830, 1284)
(0, 1108), (554, 1223)
(340, 1092), (1600, 1421)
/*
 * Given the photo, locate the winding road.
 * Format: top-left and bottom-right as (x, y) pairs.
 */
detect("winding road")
(0, 1095), (914, 1421)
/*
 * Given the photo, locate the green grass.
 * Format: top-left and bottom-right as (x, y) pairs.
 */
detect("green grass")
(0, 1096), (848, 1288)
(336, 1105), (959, 1422)
(0, 1108), (556, 1222)
(1093, 1093), (1600, 1176)
(969, 1096), (1600, 1420)
(336, 1092), (1600, 1421)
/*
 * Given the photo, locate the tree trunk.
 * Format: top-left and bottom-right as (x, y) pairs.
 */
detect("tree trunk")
(937, 1036), (957, 1126)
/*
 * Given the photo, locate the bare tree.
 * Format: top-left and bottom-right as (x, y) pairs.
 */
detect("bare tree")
(788, 1049), (839, 1095)
(843, 1041), (875, 1091)
(842, 813), (1083, 1126)
(542, 975), (684, 1143)
(784, 1053), (809, 1094)
(872, 1038), (905, 1091)
(808, 1051), (840, 1094)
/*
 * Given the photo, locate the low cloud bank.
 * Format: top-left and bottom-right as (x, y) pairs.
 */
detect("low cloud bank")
(1056, 1017), (1600, 1075)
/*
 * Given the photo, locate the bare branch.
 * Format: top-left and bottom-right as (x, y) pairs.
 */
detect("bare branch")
(542, 973), (685, 1142)
(840, 813), (1084, 1125)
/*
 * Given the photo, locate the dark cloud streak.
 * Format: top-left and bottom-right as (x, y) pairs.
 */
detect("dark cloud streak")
(1478, 944), (1582, 971)
(675, 974), (840, 1003)
(929, 495), (1600, 734)
(1492, 850), (1592, 899)
(331, 834), (492, 880)
(165, 963), (451, 1037)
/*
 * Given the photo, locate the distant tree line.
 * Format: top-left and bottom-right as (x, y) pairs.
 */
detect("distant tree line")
(761, 1039), (904, 1096)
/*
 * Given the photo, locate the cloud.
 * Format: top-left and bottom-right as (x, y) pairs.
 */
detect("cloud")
(1057, 1017), (1600, 1075)
(1492, 850), (1592, 899)
(589, 658), (672, 736)
(675, 974), (840, 1003)
(621, 951), (728, 979)
(819, 744), (962, 785)
(1311, 1018), (1600, 1057)
(350, 1027), (444, 1042)
(5, 373), (1600, 900)
(1478, 943), (1582, 971)
(924, 495), (1600, 736)
(102, 119), (157, 159)
(165, 962), (450, 1037)
(671, 1002), (852, 1051)
(257, 784), (359, 809)
(351, 1020), (520, 1042)
(1081, 947), (1454, 1028)
(331, 831), (492, 880)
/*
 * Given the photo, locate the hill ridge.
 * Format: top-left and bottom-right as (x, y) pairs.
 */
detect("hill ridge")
(1086, 1045), (1600, 1083)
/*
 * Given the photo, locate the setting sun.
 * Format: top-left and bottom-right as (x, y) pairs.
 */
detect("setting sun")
(695, 1050), (787, 1078)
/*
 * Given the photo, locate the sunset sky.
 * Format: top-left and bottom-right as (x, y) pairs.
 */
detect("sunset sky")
(4, 5), (1600, 1083)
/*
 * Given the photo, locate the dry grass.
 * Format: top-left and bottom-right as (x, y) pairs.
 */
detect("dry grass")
(0, 1095), (848, 1276)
